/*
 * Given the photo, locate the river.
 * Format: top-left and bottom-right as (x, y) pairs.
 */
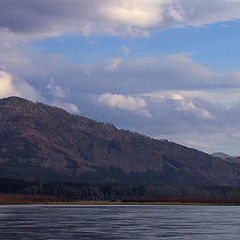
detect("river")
(0, 205), (239, 239)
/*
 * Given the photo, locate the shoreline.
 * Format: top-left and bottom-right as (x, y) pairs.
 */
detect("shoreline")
(1, 201), (240, 206)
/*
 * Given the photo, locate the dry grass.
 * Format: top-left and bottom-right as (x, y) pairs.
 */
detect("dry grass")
(0, 194), (60, 204)
(1, 198), (240, 206)
(1, 194), (240, 206)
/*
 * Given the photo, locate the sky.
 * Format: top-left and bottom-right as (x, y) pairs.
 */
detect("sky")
(1, 0), (240, 155)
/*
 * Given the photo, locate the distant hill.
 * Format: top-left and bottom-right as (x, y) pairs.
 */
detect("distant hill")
(211, 152), (232, 159)
(0, 96), (240, 186)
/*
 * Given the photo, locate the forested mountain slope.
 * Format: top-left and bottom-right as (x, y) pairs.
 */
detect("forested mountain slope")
(0, 96), (239, 186)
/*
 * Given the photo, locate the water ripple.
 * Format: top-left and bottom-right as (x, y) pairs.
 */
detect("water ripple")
(0, 205), (239, 239)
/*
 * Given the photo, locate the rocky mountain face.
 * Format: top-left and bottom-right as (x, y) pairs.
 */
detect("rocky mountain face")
(0, 96), (240, 186)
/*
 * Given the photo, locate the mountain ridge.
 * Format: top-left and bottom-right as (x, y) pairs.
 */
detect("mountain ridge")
(0, 96), (240, 186)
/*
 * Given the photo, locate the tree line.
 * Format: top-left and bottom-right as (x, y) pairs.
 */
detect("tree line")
(1, 177), (240, 203)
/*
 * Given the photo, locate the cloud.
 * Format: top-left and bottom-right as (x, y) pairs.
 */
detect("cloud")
(0, 71), (15, 98)
(75, 55), (240, 94)
(11, 54), (235, 97)
(144, 92), (214, 119)
(167, 94), (214, 119)
(105, 58), (123, 72)
(1, 0), (240, 38)
(94, 89), (240, 154)
(10, 52), (237, 96)
(108, 0), (240, 30)
(99, 93), (150, 116)
(51, 100), (80, 113)
(47, 79), (68, 99)
(0, 0), (152, 38)
(0, 70), (41, 101)
(67, 103), (80, 113)
(103, 0), (166, 28)
(0, 70), (79, 114)
(97, 91), (216, 130)
(144, 89), (240, 107)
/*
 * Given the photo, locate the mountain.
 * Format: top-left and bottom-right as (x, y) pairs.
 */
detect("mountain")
(224, 157), (240, 170)
(211, 152), (232, 160)
(0, 96), (240, 186)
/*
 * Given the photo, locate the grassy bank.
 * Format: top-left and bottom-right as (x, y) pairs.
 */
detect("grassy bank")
(0, 194), (61, 204)
(1, 195), (240, 205)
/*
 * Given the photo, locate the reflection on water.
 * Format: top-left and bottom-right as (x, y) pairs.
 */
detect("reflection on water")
(0, 205), (239, 239)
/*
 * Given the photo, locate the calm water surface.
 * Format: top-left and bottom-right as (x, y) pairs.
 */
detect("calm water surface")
(0, 205), (239, 239)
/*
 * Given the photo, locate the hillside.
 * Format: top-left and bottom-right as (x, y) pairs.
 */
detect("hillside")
(0, 96), (240, 186)
(211, 152), (232, 159)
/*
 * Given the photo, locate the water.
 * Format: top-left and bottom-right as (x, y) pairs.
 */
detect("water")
(0, 205), (239, 239)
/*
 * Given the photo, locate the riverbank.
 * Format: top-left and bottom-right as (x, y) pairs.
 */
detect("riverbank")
(1, 200), (240, 206)
(1, 194), (240, 205)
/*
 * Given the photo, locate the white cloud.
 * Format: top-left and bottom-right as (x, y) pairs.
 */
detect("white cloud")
(98, 91), (213, 120)
(0, 70), (80, 115)
(2, 0), (240, 38)
(67, 103), (80, 113)
(170, 94), (213, 119)
(0, 71), (15, 98)
(0, 70), (41, 101)
(47, 79), (67, 99)
(51, 100), (80, 113)
(144, 92), (214, 119)
(103, 0), (166, 28)
(99, 93), (150, 116)
(143, 88), (240, 107)
(177, 99), (213, 120)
